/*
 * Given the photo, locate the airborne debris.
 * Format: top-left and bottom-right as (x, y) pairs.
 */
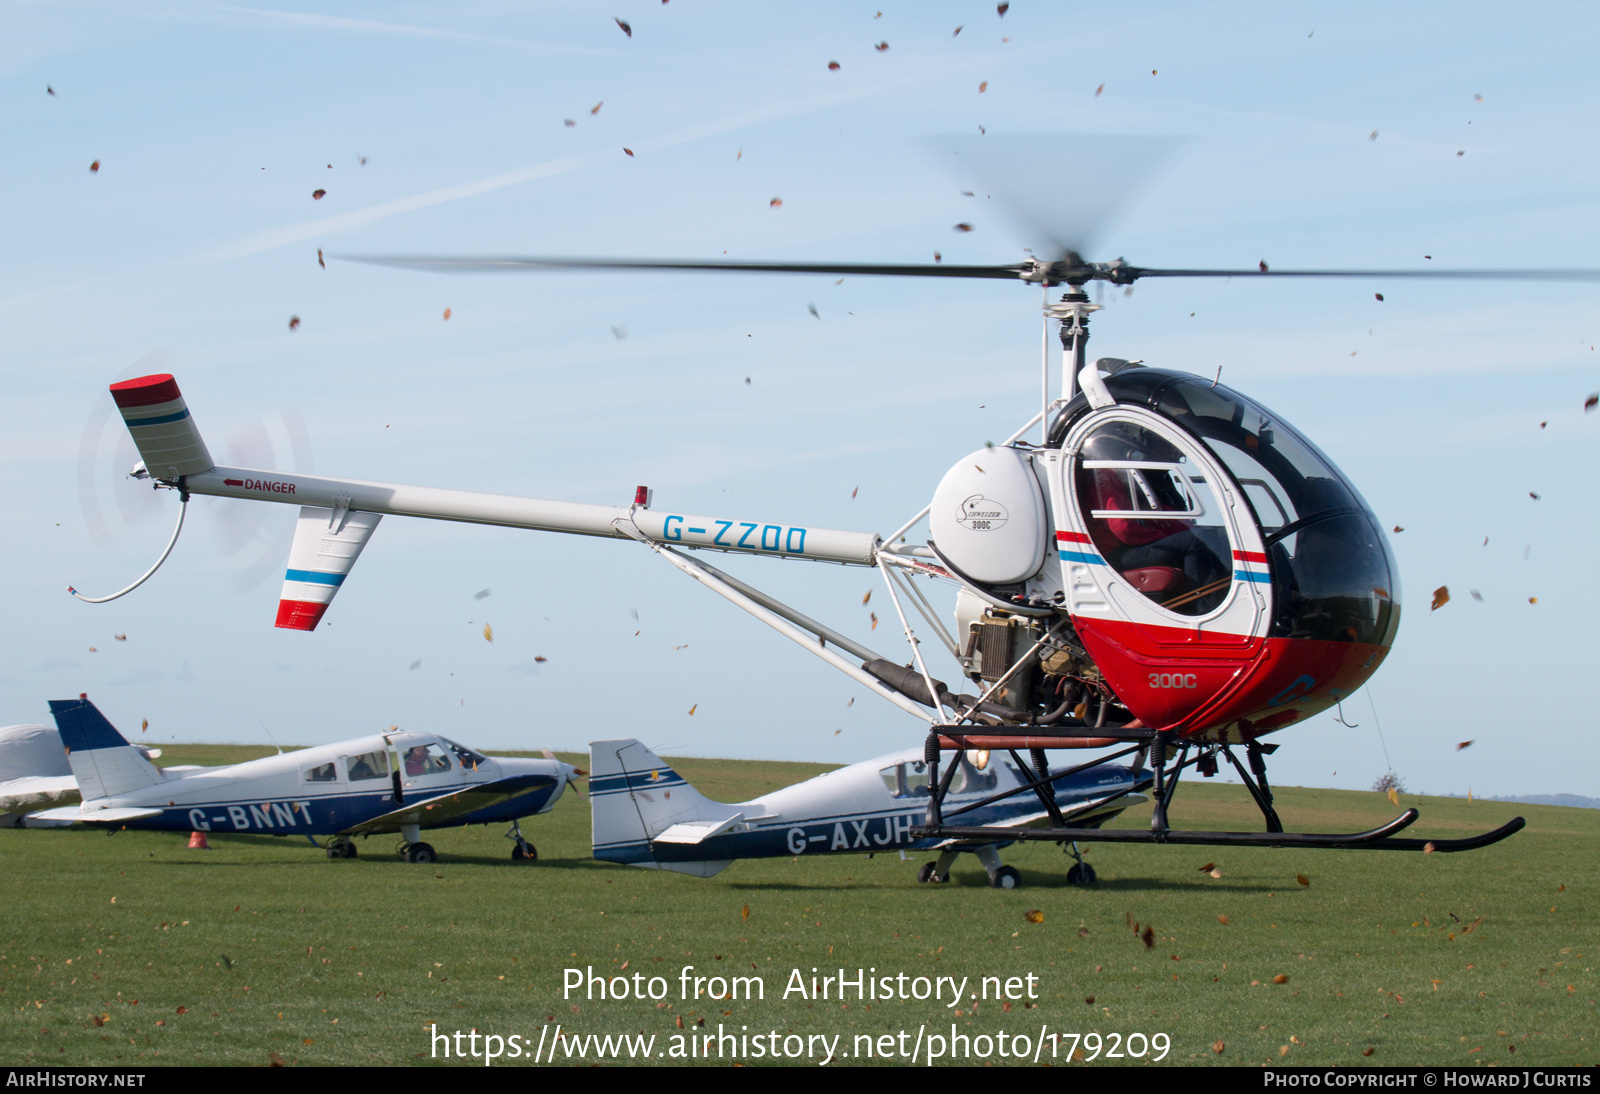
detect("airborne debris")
(614, 17), (631, 37)
(312, 189), (326, 200)
(828, 61), (840, 71)
(288, 316), (301, 331)
(875, 42), (889, 52)
(1430, 586), (1449, 610)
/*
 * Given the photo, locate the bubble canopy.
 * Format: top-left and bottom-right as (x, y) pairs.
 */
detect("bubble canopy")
(1052, 368), (1401, 647)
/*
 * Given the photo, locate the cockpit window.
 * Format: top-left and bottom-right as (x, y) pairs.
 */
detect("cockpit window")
(1074, 420), (1233, 616)
(439, 738), (487, 771)
(401, 743), (453, 777)
(1152, 377), (1399, 644)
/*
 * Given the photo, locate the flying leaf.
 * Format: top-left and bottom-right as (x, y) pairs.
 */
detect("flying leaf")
(483, 623), (494, 642)
(1272, 974), (1289, 984)
(1529, 491), (1540, 500)
(47, 85), (56, 96)
(851, 485), (858, 499)
(1469, 589), (1482, 602)
(1456, 740), (1474, 751)
(770, 197), (782, 208)
(115, 633), (127, 641)
(409, 660), (421, 671)
(870, 612), (878, 631)
(997, 1), (1009, 14)
(312, 189), (326, 200)
(623, 148), (634, 157)
(675, 1015), (684, 1029)
(288, 316), (301, 331)
(953, 25), (963, 36)
(89, 160), (100, 173)
(534, 655), (547, 663)
(614, 17), (632, 37)
(1423, 842), (1436, 854)
(1259, 260), (1269, 273)
(442, 308), (452, 320)
(741, 904), (749, 922)
(141, 719), (148, 733)
(688, 704), (697, 716)
(317, 249), (325, 270)
(875, 41), (889, 52)
(1296, 874), (1310, 887)
(807, 302), (819, 319)
(828, 61), (840, 71)
(1375, 293), (1384, 301)
(1213, 1040), (1225, 1054)
(1024, 909), (1044, 924)
(953, 222), (973, 232)
(1430, 586), (1450, 610)
(1586, 393), (1598, 412)
(978, 81), (988, 93)
(933, 251), (942, 262)
(1387, 786), (1400, 806)
(1370, 131), (1379, 141)
(1217, 915), (1229, 925)
(1197, 862), (1214, 872)
(564, 119), (576, 127)
(1141, 926), (1155, 949)
(1209, 868), (1222, 879)
(1528, 596), (1538, 604)
(861, 590), (871, 605)
(591, 101), (603, 115)
(1393, 525), (1404, 532)
(1363, 1048), (1375, 1057)
(474, 588), (491, 600)
(1095, 82), (1105, 97)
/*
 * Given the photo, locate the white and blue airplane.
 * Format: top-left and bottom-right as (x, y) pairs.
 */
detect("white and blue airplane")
(33, 696), (582, 863)
(590, 739), (1152, 888)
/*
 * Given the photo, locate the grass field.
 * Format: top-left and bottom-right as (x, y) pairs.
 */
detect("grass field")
(0, 745), (1592, 1067)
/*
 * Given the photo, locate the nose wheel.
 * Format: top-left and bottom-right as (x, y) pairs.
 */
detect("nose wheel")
(506, 819), (537, 862)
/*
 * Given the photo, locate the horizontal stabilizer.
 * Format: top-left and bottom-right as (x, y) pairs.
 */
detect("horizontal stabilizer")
(653, 813), (745, 844)
(31, 804), (163, 824)
(338, 773), (558, 835)
(49, 698), (165, 801)
(275, 506), (383, 631)
(109, 374), (215, 479)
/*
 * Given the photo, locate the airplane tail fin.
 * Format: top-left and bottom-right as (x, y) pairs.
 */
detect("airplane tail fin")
(48, 698), (165, 802)
(588, 739), (736, 877)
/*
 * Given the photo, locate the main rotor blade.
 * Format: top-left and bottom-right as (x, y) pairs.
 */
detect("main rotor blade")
(340, 254), (1031, 281)
(1126, 266), (1600, 282)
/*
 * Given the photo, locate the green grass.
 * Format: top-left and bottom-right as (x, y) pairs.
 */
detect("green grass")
(0, 748), (1592, 1067)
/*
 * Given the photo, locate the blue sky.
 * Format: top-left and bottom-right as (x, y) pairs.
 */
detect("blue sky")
(4, 2), (1598, 798)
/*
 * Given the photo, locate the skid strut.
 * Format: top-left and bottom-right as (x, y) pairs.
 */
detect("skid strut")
(912, 727), (1525, 853)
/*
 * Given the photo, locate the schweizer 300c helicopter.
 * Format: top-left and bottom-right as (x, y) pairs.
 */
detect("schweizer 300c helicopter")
(80, 198), (1600, 877)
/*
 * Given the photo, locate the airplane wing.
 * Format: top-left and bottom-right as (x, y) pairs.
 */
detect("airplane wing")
(338, 773), (558, 835)
(0, 776), (80, 817)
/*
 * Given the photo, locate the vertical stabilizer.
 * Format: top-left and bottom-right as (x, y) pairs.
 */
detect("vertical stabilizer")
(588, 739), (733, 876)
(48, 699), (165, 802)
(275, 506), (383, 630)
(109, 374), (215, 480)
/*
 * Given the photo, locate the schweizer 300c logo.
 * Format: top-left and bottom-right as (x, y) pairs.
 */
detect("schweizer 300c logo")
(956, 495), (1009, 531)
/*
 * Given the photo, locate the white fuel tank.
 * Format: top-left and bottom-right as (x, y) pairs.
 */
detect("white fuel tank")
(929, 446), (1048, 585)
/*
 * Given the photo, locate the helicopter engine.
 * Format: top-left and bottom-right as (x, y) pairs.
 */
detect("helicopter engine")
(925, 366), (1401, 745)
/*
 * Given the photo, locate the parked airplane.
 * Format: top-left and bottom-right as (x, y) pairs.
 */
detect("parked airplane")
(33, 696), (582, 863)
(0, 723), (82, 826)
(590, 738), (1151, 888)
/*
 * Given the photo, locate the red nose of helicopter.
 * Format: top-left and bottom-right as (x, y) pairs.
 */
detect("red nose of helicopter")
(1047, 366), (1401, 743)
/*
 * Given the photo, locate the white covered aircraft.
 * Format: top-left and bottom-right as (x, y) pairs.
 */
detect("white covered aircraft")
(590, 738), (1151, 888)
(0, 723), (82, 825)
(33, 696), (582, 862)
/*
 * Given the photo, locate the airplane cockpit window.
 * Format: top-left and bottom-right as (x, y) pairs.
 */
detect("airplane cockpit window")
(346, 750), (389, 782)
(402, 743), (453, 777)
(303, 761), (337, 783)
(1153, 377), (1399, 645)
(881, 757), (996, 799)
(439, 738), (487, 770)
(1074, 420), (1233, 616)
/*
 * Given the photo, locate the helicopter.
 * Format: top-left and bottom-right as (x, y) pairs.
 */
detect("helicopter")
(76, 230), (1598, 861)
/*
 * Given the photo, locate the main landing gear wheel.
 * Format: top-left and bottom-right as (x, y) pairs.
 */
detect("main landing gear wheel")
(325, 839), (357, 860)
(917, 862), (945, 884)
(404, 842), (437, 864)
(511, 843), (537, 862)
(990, 865), (1022, 890)
(1067, 863), (1097, 886)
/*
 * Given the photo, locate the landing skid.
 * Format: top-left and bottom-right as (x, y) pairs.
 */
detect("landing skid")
(911, 728), (1525, 855)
